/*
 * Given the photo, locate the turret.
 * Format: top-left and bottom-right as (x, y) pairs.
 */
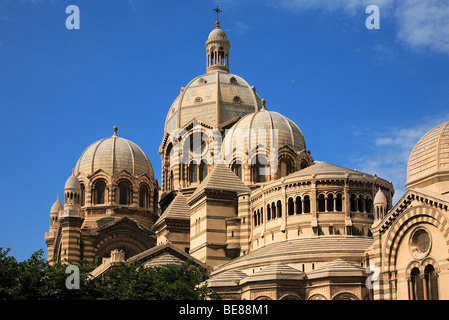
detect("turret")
(59, 171), (84, 264)
(373, 188), (387, 222)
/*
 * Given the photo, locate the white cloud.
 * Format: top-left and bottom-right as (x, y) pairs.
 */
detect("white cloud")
(395, 0), (449, 55)
(350, 113), (449, 204)
(267, 0), (449, 55)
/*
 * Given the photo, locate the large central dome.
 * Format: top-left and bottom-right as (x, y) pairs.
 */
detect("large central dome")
(163, 22), (263, 138)
(164, 72), (264, 134)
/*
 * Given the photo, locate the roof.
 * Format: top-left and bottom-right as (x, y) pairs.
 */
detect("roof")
(289, 161), (367, 178)
(50, 195), (64, 213)
(126, 243), (206, 269)
(407, 120), (449, 185)
(222, 110), (306, 161)
(64, 172), (81, 190)
(210, 236), (373, 276)
(152, 193), (190, 230)
(190, 163), (251, 200)
(374, 187), (387, 205)
(240, 263), (305, 284)
(75, 127), (154, 179)
(306, 259), (366, 279)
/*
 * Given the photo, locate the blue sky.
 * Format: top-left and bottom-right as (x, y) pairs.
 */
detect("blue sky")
(0, 0), (448, 261)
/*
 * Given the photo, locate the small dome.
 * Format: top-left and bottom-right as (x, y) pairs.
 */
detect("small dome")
(374, 188), (387, 205)
(207, 27), (228, 42)
(75, 127), (154, 179)
(50, 195), (64, 213)
(65, 172), (81, 191)
(407, 121), (449, 186)
(222, 110), (307, 158)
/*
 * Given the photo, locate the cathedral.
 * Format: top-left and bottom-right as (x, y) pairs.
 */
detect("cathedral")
(44, 17), (449, 300)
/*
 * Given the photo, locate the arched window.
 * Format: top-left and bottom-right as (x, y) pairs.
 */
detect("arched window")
(410, 267), (424, 300)
(336, 193), (343, 212)
(350, 194), (357, 212)
(80, 183), (85, 207)
(279, 157), (295, 178)
(303, 195), (311, 213)
(366, 197), (373, 214)
(189, 161), (198, 184)
(199, 160), (208, 182)
(169, 170), (174, 191)
(118, 181), (132, 205)
(327, 193), (334, 212)
(267, 204), (271, 221)
(253, 211), (257, 226)
(424, 265), (439, 300)
(277, 200), (282, 218)
(139, 184), (149, 208)
(288, 198), (294, 215)
(231, 162), (242, 180)
(257, 209), (261, 225)
(153, 191), (158, 213)
(253, 155), (269, 183)
(358, 195), (365, 213)
(318, 194), (326, 212)
(296, 196), (302, 214)
(271, 202), (276, 218)
(94, 180), (106, 205)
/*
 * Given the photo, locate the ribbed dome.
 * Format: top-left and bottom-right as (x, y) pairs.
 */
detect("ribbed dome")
(207, 27), (229, 42)
(65, 173), (81, 191)
(407, 121), (449, 185)
(222, 110), (306, 158)
(75, 127), (154, 179)
(374, 188), (387, 205)
(50, 195), (63, 213)
(163, 72), (262, 136)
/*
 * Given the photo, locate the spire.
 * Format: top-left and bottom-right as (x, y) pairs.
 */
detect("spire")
(206, 6), (230, 74)
(213, 5), (222, 28)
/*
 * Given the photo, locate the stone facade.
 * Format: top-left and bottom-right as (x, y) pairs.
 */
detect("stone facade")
(44, 19), (449, 300)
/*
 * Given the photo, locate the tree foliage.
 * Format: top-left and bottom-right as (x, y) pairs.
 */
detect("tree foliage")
(0, 247), (211, 300)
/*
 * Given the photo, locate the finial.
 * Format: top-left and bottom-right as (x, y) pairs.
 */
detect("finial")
(72, 169), (75, 175)
(113, 126), (118, 136)
(57, 195), (60, 201)
(213, 5), (222, 28)
(261, 99), (267, 110)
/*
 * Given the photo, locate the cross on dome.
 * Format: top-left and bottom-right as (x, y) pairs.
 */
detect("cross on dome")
(212, 5), (222, 27)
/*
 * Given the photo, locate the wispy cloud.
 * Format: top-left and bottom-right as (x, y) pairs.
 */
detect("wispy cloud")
(267, 0), (449, 56)
(350, 113), (449, 204)
(395, 0), (449, 55)
(233, 21), (250, 34)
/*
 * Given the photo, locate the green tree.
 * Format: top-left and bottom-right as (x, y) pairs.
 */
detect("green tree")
(0, 248), (211, 300)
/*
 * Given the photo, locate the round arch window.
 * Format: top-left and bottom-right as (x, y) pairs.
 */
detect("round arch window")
(409, 228), (432, 259)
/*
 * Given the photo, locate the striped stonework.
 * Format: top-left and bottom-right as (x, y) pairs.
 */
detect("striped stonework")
(371, 188), (449, 300)
(382, 205), (449, 272)
(60, 217), (83, 264)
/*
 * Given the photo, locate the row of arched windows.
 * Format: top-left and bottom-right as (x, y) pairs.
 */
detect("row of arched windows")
(253, 191), (380, 228)
(317, 193), (344, 213)
(350, 194), (374, 214)
(253, 196), (315, 227)
(80, 180), (157, 211)
(287, 196), (312, 215)
(409, 265), (439, 300)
